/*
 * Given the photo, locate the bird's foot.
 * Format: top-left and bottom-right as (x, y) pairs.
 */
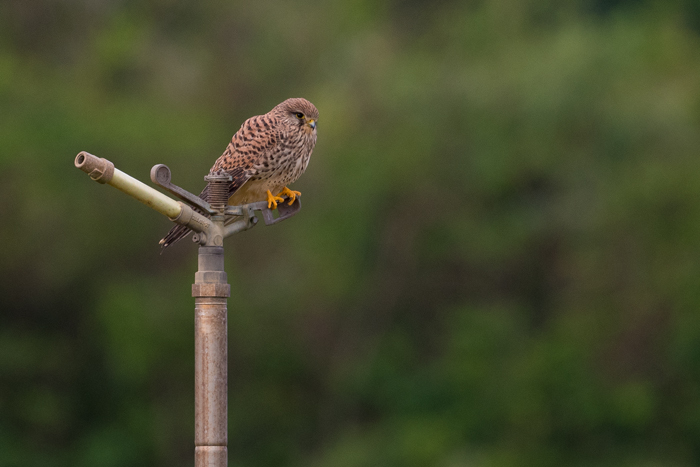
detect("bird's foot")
(266, 190), (285, 209)
(276, 186), (301, 205)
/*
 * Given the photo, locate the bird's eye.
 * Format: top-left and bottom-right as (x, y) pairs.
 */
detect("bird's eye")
(295, 112), (304, 119)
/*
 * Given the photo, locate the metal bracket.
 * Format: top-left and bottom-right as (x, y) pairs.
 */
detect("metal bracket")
(151, 164), (216, 215)
(219, 194), (301, 226)
(259, 198), (301, 225)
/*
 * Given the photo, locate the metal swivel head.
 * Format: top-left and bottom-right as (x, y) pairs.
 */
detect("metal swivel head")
(204, 170), (232, 213)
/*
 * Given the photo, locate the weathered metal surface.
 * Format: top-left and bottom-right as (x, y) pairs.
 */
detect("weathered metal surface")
(192, 283), (231, 298)
(194, 298), (228, 447)
(195, 446), (227, 466)
(194, 247), (228, 467)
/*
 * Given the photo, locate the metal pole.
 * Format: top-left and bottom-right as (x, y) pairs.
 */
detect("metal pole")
(192, 246), (229, 467)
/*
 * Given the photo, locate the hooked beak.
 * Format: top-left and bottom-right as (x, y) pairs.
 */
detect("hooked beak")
(308, 119), (316, 130)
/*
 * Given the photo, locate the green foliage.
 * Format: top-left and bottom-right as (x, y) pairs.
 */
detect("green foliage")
(1, 0), (700, 465)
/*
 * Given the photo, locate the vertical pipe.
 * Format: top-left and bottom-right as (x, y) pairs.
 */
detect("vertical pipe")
(192, 246), (230, 467)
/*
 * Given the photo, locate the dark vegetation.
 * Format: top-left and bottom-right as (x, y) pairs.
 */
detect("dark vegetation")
(2, 0), (700, 465)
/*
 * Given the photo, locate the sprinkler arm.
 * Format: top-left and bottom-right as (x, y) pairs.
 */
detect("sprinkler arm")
(75, 151), (183, 218)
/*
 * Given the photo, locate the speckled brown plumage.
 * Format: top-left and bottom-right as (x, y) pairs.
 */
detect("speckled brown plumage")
(159, 98), (318, 250)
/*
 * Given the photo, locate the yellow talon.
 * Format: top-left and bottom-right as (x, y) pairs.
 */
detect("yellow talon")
(266, 190), (285, 209)
(276, 186), (302, 205)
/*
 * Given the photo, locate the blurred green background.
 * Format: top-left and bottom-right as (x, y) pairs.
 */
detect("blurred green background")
(2, 0), (700, 465)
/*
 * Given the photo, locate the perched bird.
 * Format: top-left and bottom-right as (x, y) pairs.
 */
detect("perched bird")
(159, 97), (318, 251)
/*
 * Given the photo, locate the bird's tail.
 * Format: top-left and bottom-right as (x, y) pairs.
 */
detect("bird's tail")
(159, 185), (210, 253)
(159, 224), (193, 253)
(159, 214), (244, 253)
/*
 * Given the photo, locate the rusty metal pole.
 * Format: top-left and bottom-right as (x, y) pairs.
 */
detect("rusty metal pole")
(192, 172), (231, 467)
(192, 246), (229, 467)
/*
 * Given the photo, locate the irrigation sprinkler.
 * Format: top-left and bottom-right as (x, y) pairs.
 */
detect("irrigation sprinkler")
(74, 151), (301, 467)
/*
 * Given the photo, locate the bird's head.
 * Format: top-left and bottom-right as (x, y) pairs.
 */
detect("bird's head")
(276, 98), (319, 135)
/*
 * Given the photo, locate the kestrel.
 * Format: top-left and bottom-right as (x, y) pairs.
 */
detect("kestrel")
(159, 97), (318, 250)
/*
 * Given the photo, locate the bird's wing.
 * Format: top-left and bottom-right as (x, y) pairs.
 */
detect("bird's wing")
(212, 113), (285, 197)
(213, 114), (282, 178)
